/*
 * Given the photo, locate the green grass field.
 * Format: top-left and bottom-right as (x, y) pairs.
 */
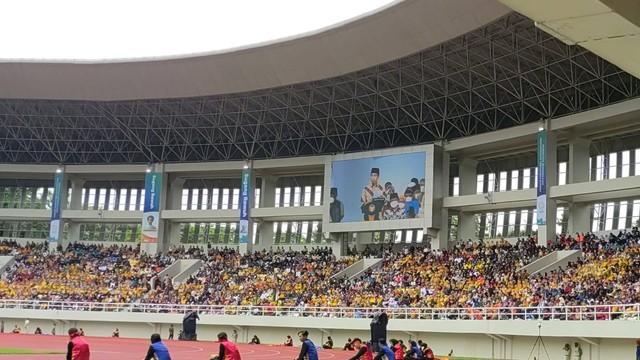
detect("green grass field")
(0, 348), (64, 355)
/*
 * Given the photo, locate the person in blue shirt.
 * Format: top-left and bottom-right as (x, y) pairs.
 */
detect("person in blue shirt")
(374, 338), (395, 360)
(293, 330), (318, 360)
(144, 333), (172, 360)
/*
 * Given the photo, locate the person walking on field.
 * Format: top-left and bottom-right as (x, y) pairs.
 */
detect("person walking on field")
(66, 328), (90, 360)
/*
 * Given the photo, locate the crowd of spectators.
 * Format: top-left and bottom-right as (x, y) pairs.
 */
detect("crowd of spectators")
(142, 246), (357, 308)
(0, 242), (177, 304)
(0, 228), (639, 317)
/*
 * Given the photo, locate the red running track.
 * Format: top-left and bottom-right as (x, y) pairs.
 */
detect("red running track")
(0, 334), (359, 360)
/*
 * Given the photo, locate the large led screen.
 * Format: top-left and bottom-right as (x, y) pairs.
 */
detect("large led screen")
(330, 152), (426, 223)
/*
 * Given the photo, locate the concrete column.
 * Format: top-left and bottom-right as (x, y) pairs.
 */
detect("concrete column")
(167, 177), (185, 247)
(458, 156), (478, 242)
(567, 138), (591, 235)
(432, 149), (450, 250)
(260, 175), (277, 208)
(568, 138), (591, 184)
(458, 157), (478, 196)
(66, 178), (86, 245)
(459, 212), (476, 241)
(537, 129), (558, 246)
(568, 202), (591, 235)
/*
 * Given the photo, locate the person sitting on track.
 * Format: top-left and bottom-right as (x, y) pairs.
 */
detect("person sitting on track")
(144, 333), (172, 360)
(346, 338), (374, 360)
(210, 331), (242, 360)
(293, 330), (319, 360)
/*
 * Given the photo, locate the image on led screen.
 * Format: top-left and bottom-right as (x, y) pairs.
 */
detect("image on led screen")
(330, 152), (426, 223)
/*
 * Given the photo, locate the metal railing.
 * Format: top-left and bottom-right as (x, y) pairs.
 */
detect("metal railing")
(1, 299), (639, 321)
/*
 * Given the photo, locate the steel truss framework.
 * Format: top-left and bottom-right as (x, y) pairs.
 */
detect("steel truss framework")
(0, 13), (639, 164)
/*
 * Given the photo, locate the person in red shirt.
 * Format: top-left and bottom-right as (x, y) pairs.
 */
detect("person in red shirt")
(390, 339), (404, 360)
(66, 327), (90, 360)
(347, 338), (373, 360)
(211, 332), (242, 360)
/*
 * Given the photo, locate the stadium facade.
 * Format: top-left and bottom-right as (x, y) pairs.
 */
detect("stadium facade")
(1, 0), (640, 359)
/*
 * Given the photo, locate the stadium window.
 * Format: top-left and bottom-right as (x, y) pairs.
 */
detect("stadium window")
(108, 189), (117, 210)
(605, 202), (615, 230)
(212, 188), (220, 209)
(283, 187), (291, 207)
(618, 201), (628, 230)
(534, 168), (538, 187)
(595, 155), (604, 180)
(416, 229), (424, 243)
(280, 222), (289, 242)
(523, 169), (531, 189)
(520, 210), (529, 235)
(499, 171), (507, 191)
(118, 189), (127, 211)
(232, 188), (240, 210)
(181, 189), (189, 210)
(252, 222), (259, 244)
(275, 188), (281, 207)
(592, 203), (603, 232)
(314, 186), (322, 206)
(98, 188), (106, 209)
(484, 213), (494, 239)
(293, 187), (301, 207)
(632, 200), (640, 226)
(405, 230), (413, 243)
(228, 223), (237, 243)
(636, 149), (640, 176)
(221, 188), (230, 209)
(254, 188), (260, 208)
(558, 162), (567, 185)
(138, 189), (145, 211)
(496, 212), (505, 237)
(622, 151), (630, 177)
(303, 186), (312, 206)
(301, 221), (309, 243)
(201, 188), (208, 210)
(191, 189), (199, 210)
(508, 211), (516, 236)
(609, 153), (617, 179)
(511, 170), (519, 190)
(556, 207), (564, 235)
(35, 188), (44, 209)
(452, 177), (459, 197)
(395, 230), (402, 243)
(88, 188), (96, 209)
(488, 173), (496, 192)
(129, 189), (138, 211)
(476, 174), (484, 194)
(531, 210), (538, 233)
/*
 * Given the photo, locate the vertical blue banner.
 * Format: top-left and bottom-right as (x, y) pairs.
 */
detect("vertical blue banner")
(142, 172), (162, 243)
(48, 172), (64, 242)
(239, 168), (251, 244)
(536, 131), (547, 225)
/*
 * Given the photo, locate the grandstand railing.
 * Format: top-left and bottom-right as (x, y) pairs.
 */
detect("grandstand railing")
(1, 299), (639, 321)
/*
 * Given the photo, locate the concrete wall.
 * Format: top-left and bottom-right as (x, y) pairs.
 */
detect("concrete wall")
(0, 255), (14, 275)
(0, 308), (637, 359)
(331, 258), (382, 280)
(518, 250), (582, 276)
(172, 260), (203, 283)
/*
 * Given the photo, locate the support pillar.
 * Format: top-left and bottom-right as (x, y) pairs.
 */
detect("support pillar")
(567, 138), (591, 235)
(536, 126), (558, 246)
(458, 156), (478, 242)
(66, 178), (85, 245)
(432, 148), (449, 249)
(166, 177), (185, 247)
(257, 175), (277, 251)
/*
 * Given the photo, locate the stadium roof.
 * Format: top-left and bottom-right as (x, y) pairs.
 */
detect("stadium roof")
(0, 3), (638, 165)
